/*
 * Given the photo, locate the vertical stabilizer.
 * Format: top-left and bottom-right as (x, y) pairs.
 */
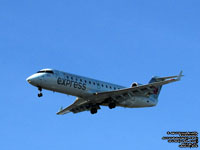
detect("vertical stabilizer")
(149, 77), (163, 99)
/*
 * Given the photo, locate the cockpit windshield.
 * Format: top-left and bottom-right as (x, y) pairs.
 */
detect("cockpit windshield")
(37, 70), (54, 74)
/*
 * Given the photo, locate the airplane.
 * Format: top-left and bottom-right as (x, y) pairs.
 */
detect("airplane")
(26, 69), (183, 115)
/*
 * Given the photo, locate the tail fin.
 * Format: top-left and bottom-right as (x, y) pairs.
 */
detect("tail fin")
(149, 71), (183, 99)
(149, 77), (163, 99)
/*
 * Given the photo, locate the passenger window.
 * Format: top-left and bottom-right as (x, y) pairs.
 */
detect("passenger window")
(93, 82), (95, 85)
(80, 79), (82, 82)
(85, 80), (87, 83)
(114, 87), (116, 90)
(89, 81), (91, 84)
(110, 86), (112, 89)
(102, 84), (104, 87)
(71, 77), (73, 80)
(106, 85), (108, 88)
(97, 83), (100, 86)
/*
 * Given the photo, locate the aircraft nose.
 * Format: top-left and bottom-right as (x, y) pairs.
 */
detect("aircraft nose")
(26, 75), (35, 83)
(26, 76), (32, 83)
(26, 74), (41, 85)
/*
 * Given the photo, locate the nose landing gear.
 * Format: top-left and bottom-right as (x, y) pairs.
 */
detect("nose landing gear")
(38, 87), (43, 97)
(38, 93), (43, 97)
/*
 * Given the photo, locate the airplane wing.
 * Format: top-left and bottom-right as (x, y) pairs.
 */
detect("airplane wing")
(56, 97), (90, 115)
(57, 71), (183, 115)
(90, 71), (183, 102)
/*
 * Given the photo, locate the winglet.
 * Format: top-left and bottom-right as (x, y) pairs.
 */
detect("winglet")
(56, 106), (63, 115)
(59, 106), (63, 111)
(56, 106), (72, 115)
(177, 71), (183, 81)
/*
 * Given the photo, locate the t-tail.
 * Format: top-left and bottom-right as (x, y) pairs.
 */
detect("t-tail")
(148, 71), (183, 100)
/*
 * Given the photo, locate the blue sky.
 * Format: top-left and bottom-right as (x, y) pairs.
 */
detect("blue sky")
(0, 0), (199, 149)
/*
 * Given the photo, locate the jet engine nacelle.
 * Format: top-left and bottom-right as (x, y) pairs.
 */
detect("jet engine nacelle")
(131, 82), (142, 87)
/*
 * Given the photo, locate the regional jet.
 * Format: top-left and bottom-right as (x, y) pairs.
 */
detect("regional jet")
(26, 69), (183, 115)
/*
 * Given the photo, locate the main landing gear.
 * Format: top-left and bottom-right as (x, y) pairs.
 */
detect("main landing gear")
(104, 97), (116, 109)
(90, 108), (97, 114)
(108, 102), (116, 109)
(90, 105), (100, 114)
(38, 87), (43, 97)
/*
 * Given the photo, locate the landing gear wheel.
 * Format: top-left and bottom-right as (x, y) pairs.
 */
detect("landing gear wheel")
(90, 108), (97, 114)
(108, 103), (116, 109)
(38, 87), (43, 97)
(38, 93), (43, 97)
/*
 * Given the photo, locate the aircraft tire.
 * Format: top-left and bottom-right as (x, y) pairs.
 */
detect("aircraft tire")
(108, 103), (116, 109)
(90, 108), (97, 114)
(38, 93), (43, 97)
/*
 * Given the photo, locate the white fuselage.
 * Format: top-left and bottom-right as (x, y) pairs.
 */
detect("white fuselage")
(27, 69), (157, 108)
